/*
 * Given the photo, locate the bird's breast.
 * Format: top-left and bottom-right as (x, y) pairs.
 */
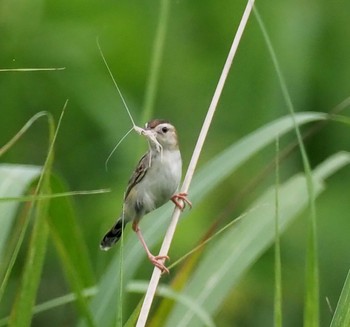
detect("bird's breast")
(137, 149), (182, 211)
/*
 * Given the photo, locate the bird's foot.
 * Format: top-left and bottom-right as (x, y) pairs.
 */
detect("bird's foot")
(171, 192), (192, 211)
(148, 254), (170, 274)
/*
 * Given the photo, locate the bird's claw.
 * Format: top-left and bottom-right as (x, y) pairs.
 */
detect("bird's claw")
(149, 254), (170, 274)
(171, 192), (192, 211)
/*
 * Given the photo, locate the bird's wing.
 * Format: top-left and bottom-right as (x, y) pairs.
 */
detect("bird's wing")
(124, 152), (150, 200)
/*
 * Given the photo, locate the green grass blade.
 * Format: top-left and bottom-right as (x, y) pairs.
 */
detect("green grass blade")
(0, 67), (65, 72)
(191, 112), (326, 201)
(48, 176), (96, 285)
(8, 104), (66, 326)
(0, 188), (110, 203)
(127, 281), (215, 327)
(274, 136), (282, 327)
(141, 0), (171, 123)
(48, 176), (97, 327)
(164, 152), (350, 326)
(0, 165), (42, 305)
(0, 112), (49, 157)
(330, 269), (350, 327)
(0, 287), (97, 326)
(82, 112), (326, 327)
(0, 165), (41, 262)
(329, 114), (350, 126)
(254, 9), (319, 326)
(123, 298), (143, 327)
(0, 112), (56, 304)
(8, 179), (51, 326)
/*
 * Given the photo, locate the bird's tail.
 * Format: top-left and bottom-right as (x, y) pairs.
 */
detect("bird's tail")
(100, 217), (126, 251)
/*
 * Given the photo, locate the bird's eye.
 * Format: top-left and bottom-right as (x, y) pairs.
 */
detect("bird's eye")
(162, 126), (169, 133)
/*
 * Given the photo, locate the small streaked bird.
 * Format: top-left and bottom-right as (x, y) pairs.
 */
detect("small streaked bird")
(100, 119), (191, 273)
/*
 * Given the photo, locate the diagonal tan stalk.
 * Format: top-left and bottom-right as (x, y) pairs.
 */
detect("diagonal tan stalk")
(136, 1), (255, 326)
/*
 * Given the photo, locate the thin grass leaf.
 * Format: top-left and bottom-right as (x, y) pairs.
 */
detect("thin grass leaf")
(141, 0), (171, 124)
(0, 112), (48, 157)
(164, 152), (350, 327)
(48, 176), (97, 327)
(312, 151), (350, 181)
(330, 269), (350, 327)
(148, 213), (246, 327)
(8, 186), (51, 326)
(48, 176), (96, 285)
(274, 136), (282, 327)
(123, 298), (143, 327)
(0, 111), (56, 305)
(329, 114), (350, 126)
(0, 68), (65, 72)
(82, 112), (326, 327)
(0, 165), (41, 261)
(137, 3), (255, 323)
(116, 242), (124, 327)
(8, 171), (52, 325)
(0, 188), (110, 203)
(0, 287), (97, 326)
(127, 281), (215, 327)
(0, 111), (49, 267)
(8, 104), (66, 326)
(254, 9), (319, 326)
(191, 112), (326, 201)
(0, 164), (42, 306)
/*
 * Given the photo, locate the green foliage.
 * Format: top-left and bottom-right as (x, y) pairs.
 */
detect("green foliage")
(1, 1), (350, 326)
(8, 168), (51, 327)
(1, 111), (350, 327)
(83, 112), (325, 327)
(164, 152), (350, 327)
(4, 111), (56, 327)
(0, 164), (41, 300)
(330, 269), (350, 327)
(48, 176), (97, 327)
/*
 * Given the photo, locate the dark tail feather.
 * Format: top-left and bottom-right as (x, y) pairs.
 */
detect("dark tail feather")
(100, 218), (126, 251)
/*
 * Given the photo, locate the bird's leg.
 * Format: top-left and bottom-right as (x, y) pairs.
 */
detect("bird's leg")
(132, 221), (169, 274)
(171, 192), (192, 211)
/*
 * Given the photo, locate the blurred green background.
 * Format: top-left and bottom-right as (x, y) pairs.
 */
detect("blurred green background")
(1, 0), (350, 326)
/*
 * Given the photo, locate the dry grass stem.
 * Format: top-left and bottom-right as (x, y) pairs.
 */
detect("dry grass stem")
(136, 1), (255, 326)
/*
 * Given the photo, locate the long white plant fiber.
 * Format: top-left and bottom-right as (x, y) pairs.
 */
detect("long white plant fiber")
(136, 1), (255, 326)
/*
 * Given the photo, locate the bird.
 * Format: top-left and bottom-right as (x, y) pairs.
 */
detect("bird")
(100, 119), (191, 273)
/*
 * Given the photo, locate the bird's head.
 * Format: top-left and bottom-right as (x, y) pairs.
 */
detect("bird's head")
(145, 119), (179, 151)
